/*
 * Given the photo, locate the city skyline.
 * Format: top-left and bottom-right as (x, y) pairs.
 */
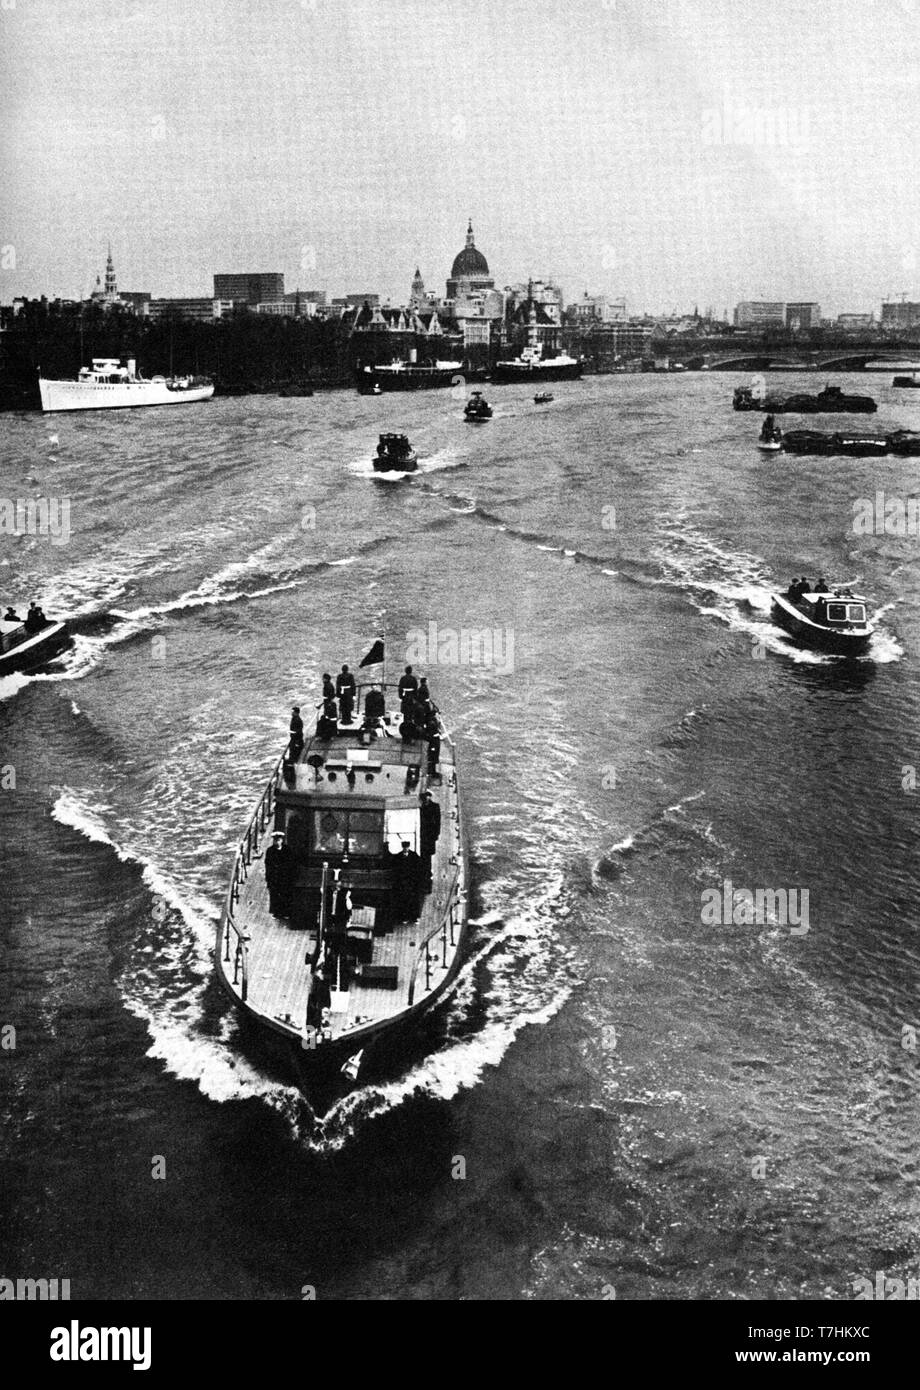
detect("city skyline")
(3, 0), (920, 315)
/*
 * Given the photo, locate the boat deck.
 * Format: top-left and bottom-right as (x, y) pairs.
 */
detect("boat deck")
(217, 716), (466, 1051)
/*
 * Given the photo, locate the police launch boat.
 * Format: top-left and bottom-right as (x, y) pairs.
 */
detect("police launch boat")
(215, 657), (468, 1080)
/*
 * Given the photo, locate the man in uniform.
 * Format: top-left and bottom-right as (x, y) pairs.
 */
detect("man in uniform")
(289, 706), (304, 759)
(419, 790), (441, 893)
(336, 664), (357, 724)
(389, 840), (422, 923)
(264, 830), (292, 917)
(398, 665), (419, 713)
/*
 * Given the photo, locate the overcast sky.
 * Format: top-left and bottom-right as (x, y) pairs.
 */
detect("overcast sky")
(2, 0), (918, 314)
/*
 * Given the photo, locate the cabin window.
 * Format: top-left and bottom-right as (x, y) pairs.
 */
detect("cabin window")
(826, 604), (848, 622)
(311, 808), (383, 856)
(348, 811), (384, 856)
(847, 605), (866, 623)
(313, 809), (347, 854)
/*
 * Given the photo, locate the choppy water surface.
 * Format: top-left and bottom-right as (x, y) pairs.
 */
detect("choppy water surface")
(1, 373), (919, 1299)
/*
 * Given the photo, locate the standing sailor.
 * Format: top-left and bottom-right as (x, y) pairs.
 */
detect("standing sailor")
(419, 790), (441, 893)
(289, 706), (304, 759)
(336, 664), (357, 724)
(389, 840), (422, 923)
(264, 831), (292, 917)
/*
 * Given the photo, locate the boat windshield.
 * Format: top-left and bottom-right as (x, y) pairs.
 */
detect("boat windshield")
(311, 807), (384, 857)
(826, 602), (866, 624)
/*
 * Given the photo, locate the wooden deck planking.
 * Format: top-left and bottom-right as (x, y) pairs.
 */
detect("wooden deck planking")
(222, 736), (465, 1042)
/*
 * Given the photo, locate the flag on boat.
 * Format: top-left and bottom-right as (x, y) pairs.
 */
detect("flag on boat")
(341, 1049), (364, 1081)
(359, 639), (384, 668)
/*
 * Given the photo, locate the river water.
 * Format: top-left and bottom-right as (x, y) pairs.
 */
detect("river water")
(1, 372), (918, 1299)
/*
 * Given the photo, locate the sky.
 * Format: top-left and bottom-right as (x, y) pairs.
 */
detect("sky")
(1, 0), (919, 315)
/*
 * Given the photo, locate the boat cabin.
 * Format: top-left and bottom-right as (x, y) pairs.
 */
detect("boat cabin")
(791, 588), (869, 629)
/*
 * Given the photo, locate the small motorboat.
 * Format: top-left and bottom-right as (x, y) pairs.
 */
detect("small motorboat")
(771, 582), (874, 656)
(463, 391), (493, 422)
(0, 607), (71, 676)
(892, 374), (920, 388)
(534, 391), (554, 404)
(372, 433), (418, 472)
(757, 415), (783, 452)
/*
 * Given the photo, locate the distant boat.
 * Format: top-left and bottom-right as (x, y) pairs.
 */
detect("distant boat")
(533, 391), (554, 404)
(757, 415), (783, 451)
(782, 429), (889, 457)
(892, 373), (920, 388)
(771, 583), (874, 655)
(39, 358), (214, 412)
(463, 391), (492, 422)
(733, 384), (876, 414)
(357, 361), (476, 393)
(372, 433), (418, 472)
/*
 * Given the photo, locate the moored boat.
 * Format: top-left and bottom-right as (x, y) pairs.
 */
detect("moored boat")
(356, 361), (481, 393)
(892, 373), (920, 388)
(214, 663), (468, 1085)
(372, 433), (418, 472)
(782, 429), (889, 457)
(463, 391), (493, 422)
(533, 391), (554, 404)
(0, 605), (71, 675)
(38, 358), (214, 412)
(733, 384), (877, 414)
(771, 582), (874, 655)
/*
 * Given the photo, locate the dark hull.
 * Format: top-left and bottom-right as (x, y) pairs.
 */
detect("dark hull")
(892, 377), (920, 388)
(0, 623), (71, 675)
(782, 431), (889, 457)
(492, 360), (582, 383)
(736, 391), (876, 413)
(771, 599), (872, 655)
(357, 367), (488, 394)
(372, 455), (418, 472)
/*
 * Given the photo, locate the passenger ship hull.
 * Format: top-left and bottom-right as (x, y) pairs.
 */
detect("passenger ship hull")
(38, 378), (215, 412)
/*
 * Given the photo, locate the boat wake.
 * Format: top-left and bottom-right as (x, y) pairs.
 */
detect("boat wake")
(652, 522), (903, 665)
(48, 779), (576, 1151)
(50, 787), (308, 1112)
(301, 877), (575, 1152)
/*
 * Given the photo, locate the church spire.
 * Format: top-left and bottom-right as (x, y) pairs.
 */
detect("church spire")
(104, 243), (117, 298)
(466, 219), (475, 247)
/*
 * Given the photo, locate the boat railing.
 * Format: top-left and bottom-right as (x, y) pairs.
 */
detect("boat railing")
(220, 750), (286, 1001)
(407, 767), (465, 1005)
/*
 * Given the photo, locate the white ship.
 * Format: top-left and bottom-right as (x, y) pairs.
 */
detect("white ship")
(38, 358), (215, 413)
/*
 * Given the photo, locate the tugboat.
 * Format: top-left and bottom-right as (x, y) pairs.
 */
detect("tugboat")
(372, 433), (418, 472)
(771, 581), (874, 655)
(733, 384), (877, 413)
(533, 391), (554, 405)
(214, 656), (468, 1088)
(463, 391), (493, 422)
(0, 603), (71, 676)
(757, 415), (783, 452)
